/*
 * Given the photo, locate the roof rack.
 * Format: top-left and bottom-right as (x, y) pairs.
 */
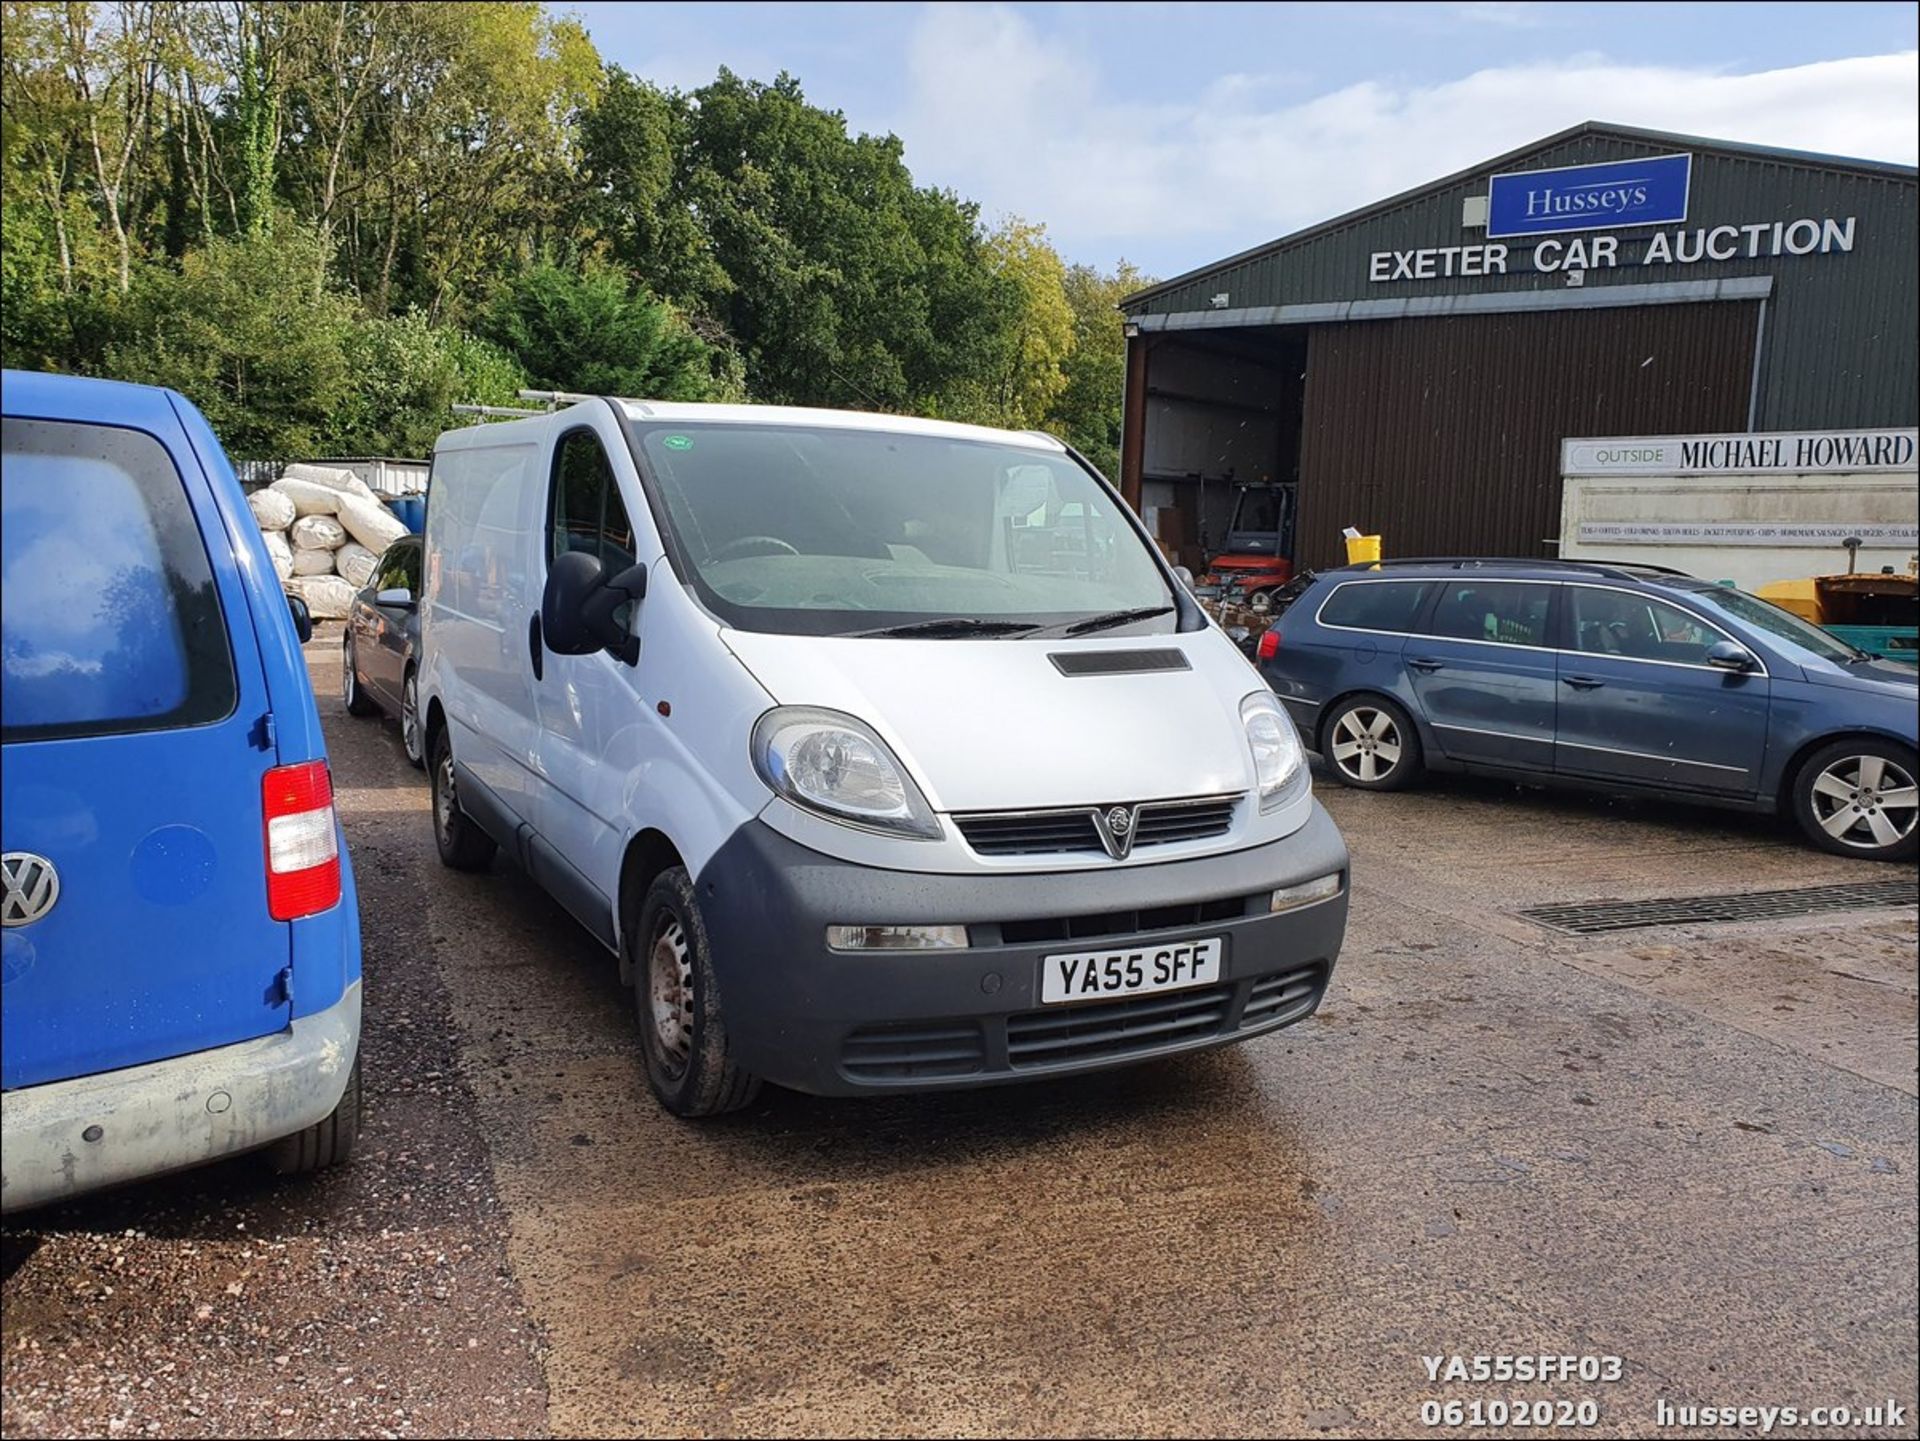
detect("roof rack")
(451, 389), (601, 421)
(1334, 557), (1696, 582)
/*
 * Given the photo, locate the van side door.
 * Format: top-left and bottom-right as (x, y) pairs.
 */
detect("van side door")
(527, 418), (656, 948)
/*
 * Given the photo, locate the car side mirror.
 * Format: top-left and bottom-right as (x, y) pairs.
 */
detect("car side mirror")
(286, 593), (313, 645)
(1172, 565), (1195, 589)
(374, 587), (415, 610)
(1705, 639), (1756, 671)
(542, 553), (645, 664)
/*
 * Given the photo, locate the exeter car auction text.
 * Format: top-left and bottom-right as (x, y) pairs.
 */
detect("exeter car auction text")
(1370, 216), (1856, 282)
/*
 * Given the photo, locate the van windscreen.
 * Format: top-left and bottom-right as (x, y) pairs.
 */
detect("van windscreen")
(631, 423), (1173, 637)
(1, 418), (236, 742)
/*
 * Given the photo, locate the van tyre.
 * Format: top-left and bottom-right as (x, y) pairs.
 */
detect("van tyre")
(1791, 738), (1919, 861)
(266, 1055), (361, 1175)
(633, 866), (761, 1118)
(343, 636), (378, 716)
(1322, 696), (1423, 791)
(429, 728), (497, 872)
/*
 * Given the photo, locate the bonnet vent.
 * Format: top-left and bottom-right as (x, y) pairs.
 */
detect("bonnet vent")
(1048, 649), (1191, 676)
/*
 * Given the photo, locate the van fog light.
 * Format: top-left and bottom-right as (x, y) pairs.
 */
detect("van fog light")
(1270, 873), (1343, 913)
(826, 924), (970, 951)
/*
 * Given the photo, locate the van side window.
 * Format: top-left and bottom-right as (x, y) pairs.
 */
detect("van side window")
(1569, 586), (1718, 665)
(548, 429), (639, 627)
(1319, 581), (1431, 633)
(1, 417), (237, 742)
(1424, 582), (1554, 648)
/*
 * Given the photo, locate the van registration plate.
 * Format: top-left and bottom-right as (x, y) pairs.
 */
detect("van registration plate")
(1039, 938), (1223, 1005)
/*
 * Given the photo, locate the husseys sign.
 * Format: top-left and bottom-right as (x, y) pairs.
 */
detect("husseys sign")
(1368, 150), (1863, 283)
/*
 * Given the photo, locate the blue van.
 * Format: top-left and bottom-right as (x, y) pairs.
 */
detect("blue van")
(1, 371), (362, 1212)
(1261, 558), (1919, 862)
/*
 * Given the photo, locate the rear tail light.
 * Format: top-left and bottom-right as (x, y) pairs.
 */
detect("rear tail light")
(1256, 629), (1281, 661)
(263, 760), (341, 920)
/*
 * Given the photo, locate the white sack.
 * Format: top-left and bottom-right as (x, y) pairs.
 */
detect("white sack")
(289, 575), (355, 619)
(289, 513), (348, 550)
(262, 528), (294, 582)
(291, 545), (337, 577)
(335, 541), (378, 589)
(270, 476), (341, 516)
(247, 487), (297, 531)
(280, 461), (377, 503)
(335, 490), (408, 553)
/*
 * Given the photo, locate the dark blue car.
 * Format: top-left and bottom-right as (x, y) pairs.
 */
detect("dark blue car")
(344, 535), (425, 768)
(1261, 559), (1919, 861)
(1, 370), (363, 1211)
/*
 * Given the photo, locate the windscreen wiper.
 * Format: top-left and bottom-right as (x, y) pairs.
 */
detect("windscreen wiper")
(849, 617), (1042, 639)
(1035, 605), (1177, 637)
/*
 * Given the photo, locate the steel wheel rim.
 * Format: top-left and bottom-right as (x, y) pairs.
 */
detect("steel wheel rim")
(435, 750), (456, 837)
(402, 676), (421, 761)
(1330, 707), (1403, 784)
(1809, 754), (1918, 850)
(648, 917), (695, 1067)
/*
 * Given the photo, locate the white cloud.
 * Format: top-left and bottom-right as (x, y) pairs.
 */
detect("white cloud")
(899, 4), (1919, 268)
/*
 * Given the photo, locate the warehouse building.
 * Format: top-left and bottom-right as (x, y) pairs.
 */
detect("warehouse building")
(1118, 121), (1919, 573)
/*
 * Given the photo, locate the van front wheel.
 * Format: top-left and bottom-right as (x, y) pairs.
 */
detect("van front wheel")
(429, 729), (497, 872)
(633, 866), (762, 1118)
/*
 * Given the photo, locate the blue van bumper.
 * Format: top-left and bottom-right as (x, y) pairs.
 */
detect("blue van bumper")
(0, 981), (360, 1214)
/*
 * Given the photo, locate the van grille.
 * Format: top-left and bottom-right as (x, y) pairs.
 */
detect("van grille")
(840, 1020), (987, 1080)
(954, 794), (1240, 858)
(1006, 986), (1234, 1068)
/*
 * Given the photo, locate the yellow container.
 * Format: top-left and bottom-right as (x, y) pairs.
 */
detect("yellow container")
(1344, 533), (1382, 565)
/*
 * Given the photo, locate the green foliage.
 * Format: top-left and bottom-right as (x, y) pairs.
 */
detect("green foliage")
(0, 3), (1146, 467)
(477, 261), (719, 401)
(105, 225), (357, 458)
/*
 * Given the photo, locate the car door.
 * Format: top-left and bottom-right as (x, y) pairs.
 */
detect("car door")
(1, 407), (292, 1089)
(1554, 585), (1770, 797)
(528, 422), (654, 944)
(1402, 579), (1559, 772)
(366, 540), (419, 705)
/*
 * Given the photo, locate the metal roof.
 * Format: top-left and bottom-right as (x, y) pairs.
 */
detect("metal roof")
(1120, 120), (1919, 310)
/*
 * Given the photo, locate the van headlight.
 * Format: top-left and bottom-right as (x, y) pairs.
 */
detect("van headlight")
(752, 706), (941, 839)
(1240, 691), (1304, 810)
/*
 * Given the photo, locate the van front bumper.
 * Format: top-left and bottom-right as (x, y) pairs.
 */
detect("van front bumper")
(699, 807), (1349, 1096)
(1, 981), (361, 1214)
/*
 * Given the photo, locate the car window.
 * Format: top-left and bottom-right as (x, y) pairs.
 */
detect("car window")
(548, 428), (638, 627)
(1, 417), (237, 742)
(1569, 587), (1719, 664)
(1423, 582), (1553, 648)
(1685, 584), (1859, 664)
(377, 542), (416, 596)
(1319, 580), (1431, 633)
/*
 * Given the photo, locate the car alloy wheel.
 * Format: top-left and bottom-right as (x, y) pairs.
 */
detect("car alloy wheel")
(1808, 753), (1919, 851)
(342, 642), (357, 707)
(434, 747), (457, 840)
(401, 674), (422, 765)
(648, 916), (695, 1070)
(1330, 706), (1403, 784)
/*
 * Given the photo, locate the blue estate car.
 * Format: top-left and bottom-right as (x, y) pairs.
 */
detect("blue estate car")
(1261, 559), (1920, 862)
(1, 370), (363, 1212)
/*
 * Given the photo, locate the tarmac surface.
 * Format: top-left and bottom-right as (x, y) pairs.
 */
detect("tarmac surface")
(4, 630), (1916, 1438)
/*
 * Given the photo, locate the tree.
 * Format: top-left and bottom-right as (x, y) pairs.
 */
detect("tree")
(477, 260), (724, 401)
(327, 310), (527, 457)
(1048, 260), (1149, 479)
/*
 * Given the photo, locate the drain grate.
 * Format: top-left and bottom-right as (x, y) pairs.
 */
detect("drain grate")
(1520, 879), (1917, 935)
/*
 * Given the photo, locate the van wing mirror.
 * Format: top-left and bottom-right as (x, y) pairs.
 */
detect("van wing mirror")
(542, 553), (646, 664)
(286, 592), (313, 645)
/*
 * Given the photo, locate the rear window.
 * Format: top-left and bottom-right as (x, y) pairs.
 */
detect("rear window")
(1318, 580), (1431, 633)
(1, 417), (236, 742)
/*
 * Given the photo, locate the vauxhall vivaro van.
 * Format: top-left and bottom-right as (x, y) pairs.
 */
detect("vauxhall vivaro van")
(419, 399), (1348, 1116)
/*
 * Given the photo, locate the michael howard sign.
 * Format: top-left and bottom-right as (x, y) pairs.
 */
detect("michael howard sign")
(1487, 153), (1692, 238)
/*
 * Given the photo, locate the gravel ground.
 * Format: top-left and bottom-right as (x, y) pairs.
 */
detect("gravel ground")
(4, 629), (1915, 1438)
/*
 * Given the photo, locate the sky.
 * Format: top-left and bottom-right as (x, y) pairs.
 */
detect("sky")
(578, 1), (1920, 279)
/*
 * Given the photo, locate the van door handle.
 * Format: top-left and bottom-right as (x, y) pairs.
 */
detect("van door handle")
(1407, 657), (1444, 673)
(528, 613), (544, 682)
(1563, 675), (1605, 690)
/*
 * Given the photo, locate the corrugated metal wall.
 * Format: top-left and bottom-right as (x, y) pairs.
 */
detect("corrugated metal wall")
(1128, 130), (1917, 431)
(1293, 300), (1760, 569)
